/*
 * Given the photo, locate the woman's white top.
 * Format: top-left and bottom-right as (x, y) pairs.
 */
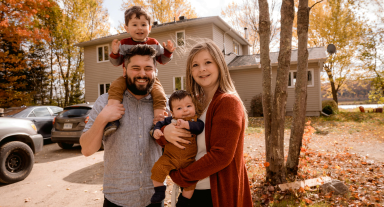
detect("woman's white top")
(195, 103), (211, 189)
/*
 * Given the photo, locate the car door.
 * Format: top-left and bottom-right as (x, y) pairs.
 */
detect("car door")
(27, 107), (53, 138)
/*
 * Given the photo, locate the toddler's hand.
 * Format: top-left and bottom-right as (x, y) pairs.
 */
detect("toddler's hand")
(112, 39), (120, 54)
(163, 40), (175, 53)
(175, 119), (189, 129)
(153, 129), (163, 139)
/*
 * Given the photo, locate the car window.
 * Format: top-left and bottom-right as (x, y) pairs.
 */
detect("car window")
(49, 106), (63, 115)
(59, 108), (91, 118)
(28, 111), (36, 117)
(33, 107), (51, 117)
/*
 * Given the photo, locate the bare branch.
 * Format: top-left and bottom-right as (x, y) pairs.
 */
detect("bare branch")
(309, 0), (325, 10)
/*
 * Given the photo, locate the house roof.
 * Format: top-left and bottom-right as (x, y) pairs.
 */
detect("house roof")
(75, 16), (250, 47)
(228, 47), (328, 70)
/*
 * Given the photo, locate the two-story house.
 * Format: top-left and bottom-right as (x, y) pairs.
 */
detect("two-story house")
(75, 16), (327, 116)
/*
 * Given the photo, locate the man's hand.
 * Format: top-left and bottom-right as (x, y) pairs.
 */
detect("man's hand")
(112, 39), (120, 54)
(153, 111), (168, 125)
(163, 124), (192, 149)
(163, 40), (175, 53)
(153, 129), (163, 140)
(175, 119), (189, 130)
(98, 104), (125, 123)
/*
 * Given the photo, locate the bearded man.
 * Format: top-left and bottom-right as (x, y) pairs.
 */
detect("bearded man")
(80, 45), (166, 207)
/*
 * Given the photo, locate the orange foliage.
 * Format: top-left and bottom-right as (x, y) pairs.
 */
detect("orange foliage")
(0, 0), (54, 107)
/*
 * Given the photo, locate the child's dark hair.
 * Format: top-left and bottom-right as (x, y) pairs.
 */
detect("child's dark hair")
(169, 90), (193, 112)
(124, 6), (152, 26)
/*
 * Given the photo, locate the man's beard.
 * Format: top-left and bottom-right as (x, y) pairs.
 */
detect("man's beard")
(126, 74), (155, 95)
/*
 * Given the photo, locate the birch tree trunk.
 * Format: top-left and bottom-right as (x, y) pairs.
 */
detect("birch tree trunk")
(286, 0), (310, 176)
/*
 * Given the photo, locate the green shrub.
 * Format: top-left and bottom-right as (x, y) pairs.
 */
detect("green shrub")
(322, 105), (334, 115)
(250, 94), (263, 117)
(322, 100), (338, 113)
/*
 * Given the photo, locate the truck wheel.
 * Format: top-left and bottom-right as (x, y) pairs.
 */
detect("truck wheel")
(57, 142), (74, 149)
(0, 141), (34, 184)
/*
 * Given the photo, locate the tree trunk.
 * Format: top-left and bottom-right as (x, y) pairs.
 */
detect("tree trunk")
(330, 78), (338, 104)
(50, 44), (54, 104)
(286, 0), (310, 177)
(258, 0), (273, 183)
(268, 0), (295, 185)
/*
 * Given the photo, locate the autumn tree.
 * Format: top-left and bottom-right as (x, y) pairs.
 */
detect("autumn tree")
(51, 0), (110, 107)
(221, 0), (280, 54)
(0, 0), (54, 107)
(27, 42), (50, 105)
(303, 0), (367, 103)
(359, 30), (384, 103)
(120, 0), (198, 25)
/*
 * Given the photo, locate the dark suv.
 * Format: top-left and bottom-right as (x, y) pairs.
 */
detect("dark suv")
(51, 103), (93, 149)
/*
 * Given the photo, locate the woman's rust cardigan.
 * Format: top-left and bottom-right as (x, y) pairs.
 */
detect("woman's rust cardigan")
(156, 89), (253, 207)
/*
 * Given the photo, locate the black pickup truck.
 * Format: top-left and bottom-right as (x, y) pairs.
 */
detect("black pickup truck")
(0, 117), (43, 184)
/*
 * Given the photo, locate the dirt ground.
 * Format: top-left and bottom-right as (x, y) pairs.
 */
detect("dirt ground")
(244, 130), (384, 163)
(0, 142), (105, 207)
(0, 122), (383, 206)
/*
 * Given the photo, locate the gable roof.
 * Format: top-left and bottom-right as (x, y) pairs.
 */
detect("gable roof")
(75, 16), (250, 47)
(228, 47), (327, 70)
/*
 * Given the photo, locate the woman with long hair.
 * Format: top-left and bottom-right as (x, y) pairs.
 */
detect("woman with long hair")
(158, 39), (253, 207)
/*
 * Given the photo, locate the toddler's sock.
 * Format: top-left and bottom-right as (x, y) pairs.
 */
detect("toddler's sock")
(150, 185), (166, 203)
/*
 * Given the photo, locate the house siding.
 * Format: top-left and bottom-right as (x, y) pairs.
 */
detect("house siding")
(156, 23), (213, 95)
(84, 43), (122, 102)
(83, 24), (214, 102)
(212, 25), (239, 64)
(229, 62), (322, 116)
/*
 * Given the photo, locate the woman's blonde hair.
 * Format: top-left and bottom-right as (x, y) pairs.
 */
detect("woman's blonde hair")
(185, 39), (248, 124)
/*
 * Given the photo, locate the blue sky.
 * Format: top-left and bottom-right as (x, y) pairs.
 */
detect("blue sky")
(102, 0), (235, 34)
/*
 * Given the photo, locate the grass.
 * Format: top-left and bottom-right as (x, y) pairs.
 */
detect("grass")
(248, 112), (384, 140)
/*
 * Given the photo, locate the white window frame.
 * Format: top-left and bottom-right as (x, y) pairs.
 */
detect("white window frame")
(288, 69), (315, 88)
(96, 44), (110, 63)
(173, 76), (186, 91)
(98, 83), (111, 96)
(233, 40), (240, 55)
(175, 30), (185, 47)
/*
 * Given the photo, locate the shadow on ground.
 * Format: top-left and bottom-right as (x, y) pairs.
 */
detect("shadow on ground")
(63, 161), (104, 185)
(34, 143), (84, 164)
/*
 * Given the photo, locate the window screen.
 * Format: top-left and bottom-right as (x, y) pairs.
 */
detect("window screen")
(104, 46), (109, 61)
(177, 32), (185, 47)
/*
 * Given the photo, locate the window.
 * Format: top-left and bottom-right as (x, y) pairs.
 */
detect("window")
(176, 30), (185, 47)
(99, 83), (111, 96)
(32, 107), (51, 117)
(173, 76), (186, 91)
(233, 41), (240, 55)
(49, 106), (63, 115)
(288, 69), (314, 88)
(59, 108), (91, 118)
(97, 44), (110, 62)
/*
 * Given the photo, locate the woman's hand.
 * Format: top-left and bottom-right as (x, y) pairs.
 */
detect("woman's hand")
(164, 124), (192, 149)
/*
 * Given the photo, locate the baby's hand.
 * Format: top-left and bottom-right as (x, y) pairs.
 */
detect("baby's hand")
(153, 129), (163, 140)
(176, 119), (189, 130)
(112, 39), (120, 54)
(163, 40), (175, 53)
